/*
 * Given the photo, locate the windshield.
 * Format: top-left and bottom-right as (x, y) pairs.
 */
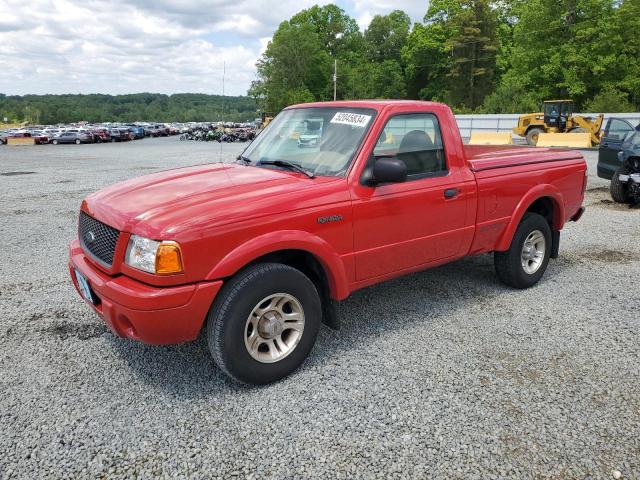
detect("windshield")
(623, 130), (640, 148)
(240, 107), (376, 177)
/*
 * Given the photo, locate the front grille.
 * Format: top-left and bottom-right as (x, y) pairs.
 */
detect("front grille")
(79, 211), (120, 266)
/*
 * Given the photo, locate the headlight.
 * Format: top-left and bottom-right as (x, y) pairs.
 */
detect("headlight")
(125, 235), (183, 275)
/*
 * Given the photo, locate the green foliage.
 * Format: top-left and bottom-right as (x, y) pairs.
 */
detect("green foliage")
(0, 93), (258, 124)
(479, 75), (542, 113)
(364, 10), (412, 63)
(444, 0), (498, 109)
(484, 0), (640, 112)
(584, 87), (636, 113)
(255, 1), (639, 114)
(402, 0), (499, 109)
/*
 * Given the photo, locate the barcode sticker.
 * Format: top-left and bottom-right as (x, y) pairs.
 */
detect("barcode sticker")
(330, 112), (371, 128)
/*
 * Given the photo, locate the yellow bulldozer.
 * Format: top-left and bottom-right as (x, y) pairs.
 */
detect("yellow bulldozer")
(513, 100), (604, 146)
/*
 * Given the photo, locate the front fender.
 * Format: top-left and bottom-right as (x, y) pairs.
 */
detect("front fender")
(205, 230), (351, 300)
(496, 185), (565, 251)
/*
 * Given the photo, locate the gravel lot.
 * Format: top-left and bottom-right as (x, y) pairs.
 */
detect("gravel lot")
(1, 138), (638, 479)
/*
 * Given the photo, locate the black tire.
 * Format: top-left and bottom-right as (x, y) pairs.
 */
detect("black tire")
(610, 166), (630, 204)
(526, 127), (545, 146)
(206, 263), (322, 384)
(494, 212), (552, 289)
(75, 139), (81, 145)
(52, 139), (58, 145)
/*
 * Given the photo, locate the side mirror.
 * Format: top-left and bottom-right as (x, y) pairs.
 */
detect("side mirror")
(363, 157), (407, 186)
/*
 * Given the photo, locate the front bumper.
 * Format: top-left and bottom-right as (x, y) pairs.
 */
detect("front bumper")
(68, 239), (222, 345)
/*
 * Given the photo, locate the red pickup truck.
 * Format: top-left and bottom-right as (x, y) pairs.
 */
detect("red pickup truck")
(69, 101), (587, 384)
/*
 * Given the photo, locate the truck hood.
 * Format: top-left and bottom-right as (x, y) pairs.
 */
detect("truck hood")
(82, 162), (338, 238)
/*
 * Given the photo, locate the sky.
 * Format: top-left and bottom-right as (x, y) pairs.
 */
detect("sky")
(0, 0), (428, 97)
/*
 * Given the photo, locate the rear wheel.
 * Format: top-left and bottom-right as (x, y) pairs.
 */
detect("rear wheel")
(494, 213), (552, 289)
(52, 139), (58, 145)
(526, 128), (545, 146)
(75, 139), (81, 145)
(610, 166), (630, 204)
(206, 263), (322, 384)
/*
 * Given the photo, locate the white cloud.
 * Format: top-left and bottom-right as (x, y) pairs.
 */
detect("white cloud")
(352, 0), (428, 29)
(0, 0), (332, 96)
(0, 0), (428, 96)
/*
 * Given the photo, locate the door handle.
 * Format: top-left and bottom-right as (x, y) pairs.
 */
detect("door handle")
(444, 188), (459, 199)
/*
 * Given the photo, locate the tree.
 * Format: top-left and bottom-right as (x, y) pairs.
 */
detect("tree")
(364, 10), (412, 63)
(403, 0), (498, 109)
(290, 4), (362, 57)
(486, 0), (632, 111)
(445, 0), (498, 109)
(584, 86), (635, 113)
(255, 20), (332, 111)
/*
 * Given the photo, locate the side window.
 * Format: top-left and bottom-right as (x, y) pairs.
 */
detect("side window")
(605, 119), (634, 141)
(373, 113), (447, 178)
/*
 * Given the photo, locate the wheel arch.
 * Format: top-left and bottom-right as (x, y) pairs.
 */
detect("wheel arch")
(496, 186), (565, 252)
(205, 230), (351, 301)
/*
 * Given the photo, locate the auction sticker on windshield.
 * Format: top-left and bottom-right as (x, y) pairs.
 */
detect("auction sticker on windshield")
(330, 112), (371, 128)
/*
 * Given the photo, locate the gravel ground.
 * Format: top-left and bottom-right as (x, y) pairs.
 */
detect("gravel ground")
(0, 138), (638, 479)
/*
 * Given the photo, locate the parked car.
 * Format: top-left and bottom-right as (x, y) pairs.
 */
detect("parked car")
(91, 129), (111, 143)
(109, 128), (133, 142)
(597, 118), (639, 180)
(125, 125), (145, 139)
(604, 128), (640, 206)
(69, 100), (587, 385)
(0, 130), (12, 144)
(6, 131), (49, 144)
(597, 118), (640, 204)
(28, 130), (50, 144)
(51, 132), (93, 145)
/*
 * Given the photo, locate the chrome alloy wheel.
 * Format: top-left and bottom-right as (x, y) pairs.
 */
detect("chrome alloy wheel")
(244, 293), (305, 363)
(521, 229), (546, 274)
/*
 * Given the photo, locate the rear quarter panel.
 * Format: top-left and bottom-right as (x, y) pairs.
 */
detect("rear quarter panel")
(469, 159), (586, 254)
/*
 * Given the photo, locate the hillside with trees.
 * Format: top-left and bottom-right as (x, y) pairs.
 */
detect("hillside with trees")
(0, 93), (258, 125)
(250, 0), (640, 114)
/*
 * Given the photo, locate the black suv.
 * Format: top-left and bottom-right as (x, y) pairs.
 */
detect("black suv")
(598, 118), (640, 205)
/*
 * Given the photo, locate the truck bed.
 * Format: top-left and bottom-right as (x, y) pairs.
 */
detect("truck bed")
(464, 145), (584, 172)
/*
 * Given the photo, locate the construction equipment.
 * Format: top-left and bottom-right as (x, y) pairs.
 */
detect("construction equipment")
(536, 132), (592, 148)
(513, 100), (604, 147)
(260, 112), (274, 129)
(468, 132), (513, 145)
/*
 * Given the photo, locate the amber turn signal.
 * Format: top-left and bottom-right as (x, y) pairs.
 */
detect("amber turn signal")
(155, 241), (184, 275)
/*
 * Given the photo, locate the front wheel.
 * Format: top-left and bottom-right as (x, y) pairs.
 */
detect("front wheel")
(526, 128), (544, 146)
(52, 139), (58, 145)
(494, 213), (552, 289)
(75, 139), (81, 145)
(206, 263), (321, 384)
(610, 166), (630, 204)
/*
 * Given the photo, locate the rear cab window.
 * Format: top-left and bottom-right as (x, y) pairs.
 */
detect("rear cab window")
(373, 113), (448, 179)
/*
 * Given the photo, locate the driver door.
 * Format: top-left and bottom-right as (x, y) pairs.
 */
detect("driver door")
(351, 113), (469, 281)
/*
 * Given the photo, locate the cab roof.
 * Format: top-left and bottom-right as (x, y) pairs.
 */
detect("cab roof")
(285, 100), (446, 112)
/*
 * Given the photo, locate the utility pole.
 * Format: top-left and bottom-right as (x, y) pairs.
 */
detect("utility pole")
(333, 59), (337, 101)
(222, 61), (226, 116)
(222, 61), (226, 96)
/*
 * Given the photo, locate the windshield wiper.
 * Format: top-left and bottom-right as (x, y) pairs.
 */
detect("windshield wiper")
(257, 160), (315, 178)
(236, 155), (252, 164)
